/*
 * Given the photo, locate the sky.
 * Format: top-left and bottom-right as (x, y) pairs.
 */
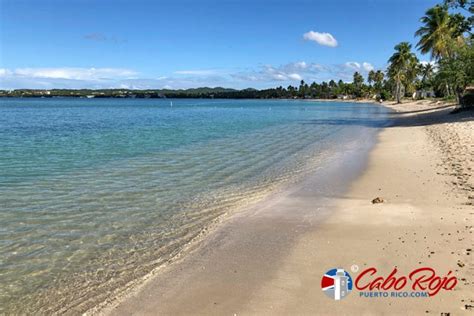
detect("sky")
(0, 0), (442, 90)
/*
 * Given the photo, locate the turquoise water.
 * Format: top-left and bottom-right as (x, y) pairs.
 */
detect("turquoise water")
(0, 98), (389, 313)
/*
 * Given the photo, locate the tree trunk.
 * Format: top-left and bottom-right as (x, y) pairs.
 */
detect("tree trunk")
(456, 91), (463, 107)
(396, 81), (401, 104)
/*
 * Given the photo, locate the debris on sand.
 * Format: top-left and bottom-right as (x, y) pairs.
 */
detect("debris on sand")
(372, 197), (385, 204)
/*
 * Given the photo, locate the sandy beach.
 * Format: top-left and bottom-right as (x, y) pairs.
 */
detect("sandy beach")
(104, 100), (473, 315)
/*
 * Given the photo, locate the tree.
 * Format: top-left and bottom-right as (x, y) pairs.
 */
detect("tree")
(416, 4), (471, 59)
(444, 0), (474, 28)
(415, 5), (456, 59)
(353, 72), (364, 97)
(328, 80), (337, 98)
(416, 3), (472, 98)
(420, 62), (436, 90)
(374, 70), (385, 95)
(287, 85), (297, 97)
(436, 38), (474, 105)
(449, 13), (472, 38)
(387, 42), (419, 103)
(321, 81), (330, 98)
(444, 0), (474, 14)
(445, 0), (473, 10)
(298, 80), (307, 98)
(335, 80), (347, 96)
(309, 82), (320, 98)
(368, 70), (376, 87)
(367, 70), (376, 94)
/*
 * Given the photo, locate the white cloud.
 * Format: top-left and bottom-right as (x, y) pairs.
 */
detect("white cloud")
(272, 73), (287, 81)
(117, 83), (141, 90)
(288, 73), (302, 80)
(344, 62), (361, 70)
(362, 62), (374, 71)
(0, 67), (142, 89)
(293, 61), (307, 69)
(0, 67), (234, 90)
(303, 31), (338, 47)
(4, 67), (137, 80)
(249, 64), (305, 82)
(0, 61), (379, 90)
(231, 60), (362, 85)
(229, 59), (344, 85)
(342, 61), (376, 73)
(174, 69), (217, 75)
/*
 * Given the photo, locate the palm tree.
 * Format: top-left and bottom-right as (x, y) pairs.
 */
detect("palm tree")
(387, 42), (419, 103)
(298, 80), (306, 98)
(367, 70), (375, 86)
(367, 70), (377, 97)
(353, 72), (364, 98)
(420, 63), (435, 90)
(374, 70), (384, 86)
(371, 70), (385, 97)
(416, 5), (471, 98)
(415, 5), (454, 59)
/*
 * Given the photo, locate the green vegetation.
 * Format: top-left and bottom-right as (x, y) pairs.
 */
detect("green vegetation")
(381, 0), (473, 107)
(1, 0), (472, 106)
(0, 82), (386, 100)
(387, 42), (419, 103)
(415, 5), (459, 59)
(436, 38), (474, 104)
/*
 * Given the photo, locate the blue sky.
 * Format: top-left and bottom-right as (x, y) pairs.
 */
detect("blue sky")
(0, 0), (441, 89)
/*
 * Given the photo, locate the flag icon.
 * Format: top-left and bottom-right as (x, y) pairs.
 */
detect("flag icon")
(321, 268), (353, 300)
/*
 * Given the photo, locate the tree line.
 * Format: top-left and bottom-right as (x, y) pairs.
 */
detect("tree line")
(386, 0), (473, 106)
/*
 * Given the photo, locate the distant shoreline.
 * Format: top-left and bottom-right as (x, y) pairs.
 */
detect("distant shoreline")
(0, 94), (454, 107)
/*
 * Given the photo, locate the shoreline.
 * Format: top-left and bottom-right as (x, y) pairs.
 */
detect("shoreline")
(97, 101), (386, 315)
(100, 136), (380, 315)
(104, 100), (472, 315)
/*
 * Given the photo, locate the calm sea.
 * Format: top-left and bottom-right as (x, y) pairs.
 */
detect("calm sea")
(0, 98), (389, 313)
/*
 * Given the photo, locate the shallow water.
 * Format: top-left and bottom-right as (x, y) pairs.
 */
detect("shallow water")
(0, 98), (389, 313)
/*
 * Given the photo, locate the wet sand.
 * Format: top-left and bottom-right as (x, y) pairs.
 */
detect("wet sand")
(103, 100), (473, 315)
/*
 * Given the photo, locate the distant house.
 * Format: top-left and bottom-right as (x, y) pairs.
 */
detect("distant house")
(414, 90), (435, 99)
(337, 94), (351, 100)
